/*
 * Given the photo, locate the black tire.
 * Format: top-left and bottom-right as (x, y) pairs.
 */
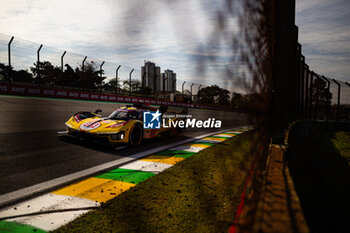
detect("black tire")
(170, 125), (182, 136)
(129, 123), (143, 146)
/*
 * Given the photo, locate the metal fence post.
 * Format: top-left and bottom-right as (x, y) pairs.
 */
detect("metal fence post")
(82, 56), (87, 72)
(99, 61), (105, 92)
(182, 81), (186, 96)
(173, 78), (176, 96)
(304, 64), (309, 119)
(295, 43), (302, 118)
(318, 75), (330, 120)
(116, 65), (121, 94)
(197, 85), (202, 102)
(190, 83), (194, 102)
(100, 61), (105, 78)
(300, 55), (305, 118)
(163, 77), (168, 99)
(270, 0), (297, 142)
(129, 69), (134, 96)
(309, 71), (314, 120)
(37, 44), (43, 81)
(332, 79), (341, 121)
(37, 44), (43, 64)
(61, 51), (66, 72)
(8, 36), (14, 82)
(314, 72), (320, 120)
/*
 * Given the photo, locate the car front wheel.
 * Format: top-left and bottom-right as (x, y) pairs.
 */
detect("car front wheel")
(129, 123), (143, 146)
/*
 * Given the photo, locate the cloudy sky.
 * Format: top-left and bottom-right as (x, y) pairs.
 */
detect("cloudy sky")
(296, 0), (350, 82)
(0, 0), (349, 93)
(0, 0), (236, 92)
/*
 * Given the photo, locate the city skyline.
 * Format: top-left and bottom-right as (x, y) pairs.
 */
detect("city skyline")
(141, 61), (177, 94)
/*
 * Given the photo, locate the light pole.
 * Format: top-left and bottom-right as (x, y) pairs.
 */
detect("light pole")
(116, 65), (121, 94)
(8, 36), (14, 82)
(61, 51), (66, 72)
(129, 69), (134, 96)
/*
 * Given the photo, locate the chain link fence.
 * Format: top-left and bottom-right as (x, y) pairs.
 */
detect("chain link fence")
(0, 33), (220, 105)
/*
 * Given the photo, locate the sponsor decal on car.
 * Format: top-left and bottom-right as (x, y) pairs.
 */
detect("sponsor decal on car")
(80, 121), (101, 131)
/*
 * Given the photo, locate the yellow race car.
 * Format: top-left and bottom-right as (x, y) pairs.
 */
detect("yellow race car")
(63, 104), (186, 146)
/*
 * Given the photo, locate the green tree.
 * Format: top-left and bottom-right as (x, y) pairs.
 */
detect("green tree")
(139, 86), (152, 96)
(122, 80), (141, 94)
(103, 78), (120, 92)
(218, 88), (230, 105)
(312, 78), (332, 106)
(59, 64), (78, 87)
(312, 78), (332, 119)
(30, 61), (61, 85)
(1, 63), (33, 83)
(77, 61), (105, 90)
(13, 69), (33, 83)
(198, 85), (230, 106)
(231, 92), (246, 109)
(0, 63), (12, 81)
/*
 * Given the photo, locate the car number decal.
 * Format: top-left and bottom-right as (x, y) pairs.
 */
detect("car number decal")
(80, 122), (101, 131)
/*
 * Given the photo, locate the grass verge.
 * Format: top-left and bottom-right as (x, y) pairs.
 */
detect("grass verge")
(287, 131), (350, 233)
(54, 130), (264, 233)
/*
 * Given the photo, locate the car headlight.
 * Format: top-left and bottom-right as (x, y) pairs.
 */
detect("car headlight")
(110, 131), (125, 140)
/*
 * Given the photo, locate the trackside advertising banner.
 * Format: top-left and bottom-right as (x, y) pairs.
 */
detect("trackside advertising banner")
(0, 82), (229, 111)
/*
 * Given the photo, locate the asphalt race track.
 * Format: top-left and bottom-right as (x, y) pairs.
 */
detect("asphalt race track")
(0, 95), (251, 196)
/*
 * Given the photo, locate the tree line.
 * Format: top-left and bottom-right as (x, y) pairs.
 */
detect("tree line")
(0, 61), (153, 95)
(0, 61), (104, 89)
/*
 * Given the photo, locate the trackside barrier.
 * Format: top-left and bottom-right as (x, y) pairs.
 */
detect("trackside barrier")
(0, 82), (230, 111)
(230, 121), (350, 232)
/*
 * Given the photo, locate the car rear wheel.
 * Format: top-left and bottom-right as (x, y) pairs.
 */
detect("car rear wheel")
(129, 123), (143, 146)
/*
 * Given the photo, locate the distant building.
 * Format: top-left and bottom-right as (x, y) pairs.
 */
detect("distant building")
(161, 69), (176, 92)
(141, 61), (161, 93)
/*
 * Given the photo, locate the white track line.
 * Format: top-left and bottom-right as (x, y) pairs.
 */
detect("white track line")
(0, 193), (98, 231)
(119, 160), (173, 174)
(169, 145), (206, 153)
(0, 127), (250, 207)
(195, 139), (222, 144)
(214, 134), (235, 137)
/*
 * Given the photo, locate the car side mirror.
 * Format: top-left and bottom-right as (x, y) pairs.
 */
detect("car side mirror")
(95, 109), (102, 114)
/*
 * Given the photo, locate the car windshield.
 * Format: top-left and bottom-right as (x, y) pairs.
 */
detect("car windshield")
(108, 110), (140, 120)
